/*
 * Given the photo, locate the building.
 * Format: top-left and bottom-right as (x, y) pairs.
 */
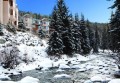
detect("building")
(32, 18), (49, 35)
(22, 14), (33, 30)
(21, 14), (49, 35)
(41, 18), (49, 35)
(32, 18), (41, 33)
(0, 0), (18, 28)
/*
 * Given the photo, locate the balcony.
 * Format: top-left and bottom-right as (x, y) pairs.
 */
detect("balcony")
(10, 6), (16, 10)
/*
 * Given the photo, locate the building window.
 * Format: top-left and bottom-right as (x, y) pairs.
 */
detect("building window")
(10, 9), (13, 15)
(26, 23), (28, 26)
(44, 22), (46, 24)
(25, 18), (28, 21)
(15, 12), (17, 18)
(14, 21), (17, 25)
(9, 0), (13, 6)
(44, 26), (46, 29)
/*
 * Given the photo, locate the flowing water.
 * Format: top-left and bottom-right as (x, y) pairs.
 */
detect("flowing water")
(10, 68), (91, 83)
(10, 54), (116, 83)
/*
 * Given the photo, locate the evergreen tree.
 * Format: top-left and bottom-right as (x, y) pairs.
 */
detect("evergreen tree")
(80, 14), (91, 54)
(48, 0), (72, 56)
(47, 0), (83, 56)
(49, 6), (62, 33)
(75, 13), (80, 26)
(107, 24), (112, 50)
(57, 0), (70, 30)
(110, 0), (120, 9)
(109, 12), (117, 52)
(46, 31), (64, 56)
(86, 20), (94, 50)
(101, 26), (108, 52)
(62, 28), (75, 55)
(109, 1), (120, 52)
(93, 24), (99, 53)
(72, 14), (82, 54)
(57, 0), (75, 55)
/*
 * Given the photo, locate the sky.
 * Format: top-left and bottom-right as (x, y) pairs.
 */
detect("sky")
(16, 0), (114, 23)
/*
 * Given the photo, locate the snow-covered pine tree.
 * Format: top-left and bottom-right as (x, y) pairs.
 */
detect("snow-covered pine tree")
(61, 14), (75, 55)
(107, 23), (112, 51)
(49, 6), (61, 33)
(57, 0), (70, 30)
(75, 13), (80, 27)
(93, 23), (99, 53)
(101, 26), (108, 52)
(62, 28), (75, 56)
(86, 20), (94, 50)
(109, 12), (116, 52)
(80, 14), (91, 54)
(108, 0), (120, 68)
(110, 0), (120, 9)
(72, 14), (82, 54)
(109, 2), (120, 52)
(46, 31), (64, 56)
(57, 0), (75, 55)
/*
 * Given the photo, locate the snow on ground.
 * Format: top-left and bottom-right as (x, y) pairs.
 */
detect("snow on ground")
(0, 28), (119, 83)
(90, 75), (105, 82)
(0, 76), (39, 83)
(0, 81), (16, 83)
(108, 79), (120, 83)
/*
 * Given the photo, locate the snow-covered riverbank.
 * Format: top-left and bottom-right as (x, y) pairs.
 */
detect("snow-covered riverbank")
(0, 29), (119, 83)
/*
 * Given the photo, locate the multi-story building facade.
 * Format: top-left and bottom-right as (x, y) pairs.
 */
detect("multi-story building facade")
(32, 18), (40, 34)
(41, 18), (49, 35)
(0, 0), (18, 28)
(22, 14), (33, 30)
(32, 18), (49, 35)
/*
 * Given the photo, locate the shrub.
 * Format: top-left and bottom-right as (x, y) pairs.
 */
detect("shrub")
(0, 46), (20, 69)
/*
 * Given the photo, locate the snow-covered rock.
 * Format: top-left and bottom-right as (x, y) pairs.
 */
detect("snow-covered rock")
(84, 80), (92, 83)
(71, 65), (80, 69)
(0, 76), (39, 83)
(18, 76), (39, 83)
(78, 68), (87, 72)
(114, 71), (120, 78)
(0, 81), (16, 83)
(53, 74), (71, 79)
(56, 69), (64, 72)
(59, 64), (70, 69)
(0, 74), (11, 81)
(86, 65), (94, 70)
(108, 79), (120, 83)
(90, 75), (103, 82)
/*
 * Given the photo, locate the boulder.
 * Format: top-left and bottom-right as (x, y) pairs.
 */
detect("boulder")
(108, 79), (120, 83)
(114, 71), (120, 78)
(90, 75), (103, 82)
(59, 64), (70, 70)
(53, 74), (71, 79)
